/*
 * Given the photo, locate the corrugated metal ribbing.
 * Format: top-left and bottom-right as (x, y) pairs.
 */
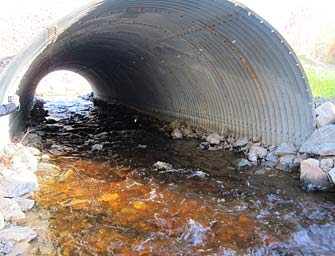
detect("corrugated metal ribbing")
(0, 0), (315, 146)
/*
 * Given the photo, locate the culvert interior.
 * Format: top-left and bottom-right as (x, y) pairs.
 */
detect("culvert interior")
(0, 0), (315, 146)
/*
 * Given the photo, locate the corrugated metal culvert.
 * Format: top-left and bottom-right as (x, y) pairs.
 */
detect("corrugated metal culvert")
(0, 0), (315, 146)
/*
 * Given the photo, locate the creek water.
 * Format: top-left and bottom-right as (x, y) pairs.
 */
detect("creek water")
(25, 99), (335, 255)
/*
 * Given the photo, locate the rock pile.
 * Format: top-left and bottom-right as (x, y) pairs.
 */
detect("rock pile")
(167, 104), (335, 192)
(0, 143), (39, 255)
(168, 122), (303, 172)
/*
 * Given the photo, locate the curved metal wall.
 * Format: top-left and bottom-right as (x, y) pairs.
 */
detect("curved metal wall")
(0, 0), (315, 146)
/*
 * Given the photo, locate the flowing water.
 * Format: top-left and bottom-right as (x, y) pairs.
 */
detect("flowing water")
(25, 99), (335, 255)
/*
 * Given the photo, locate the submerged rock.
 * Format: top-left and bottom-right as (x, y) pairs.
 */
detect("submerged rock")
(300, 159), (332, 191)
(315, 102), (335, 128)
(300, 125), (335, 156)
(180, 219), (212, 246)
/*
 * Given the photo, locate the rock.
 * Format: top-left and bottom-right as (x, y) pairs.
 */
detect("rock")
(199, 142), (210, 150)
(8, 242), (30, 256)
(275, 143), (297, 156)
(265, 151), (278, 167)
(12, 149), (38, 173)
(26, 147), (41, 156)
(0, 241), (14, 255)
(300, 125), (335, 156)
(276, 155), (296, 172)
(171, 128), (183, 140)
(0, 227), (36, 243)
(315, 102), (335, 128)
(13, 198), (35, 212)
(233, 137), (249, 147)
(0, 170), (38, 198)
(206, 133), (223, 145)
(40, 154), (50, 161)
(320, 159), (334, 172)
(180, 128), (193, 138)
(91, 144), (103, 151)
(328, 168), (335, 184)
(0, 212), (5, 230)
(293, 156), (304, 168)
(249, 146), (268, 159)
(248, 153), (258, 164)
(180, 219), (211, 246)
(300, 159), (332, 191)
(234, 159), (253, 168)
(153, 161), (173, 170)
(0, 198), (25, 221)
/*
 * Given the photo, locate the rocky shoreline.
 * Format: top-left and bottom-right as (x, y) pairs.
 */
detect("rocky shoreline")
(0, 143), (40, 255)
(166, 101), (335, 192)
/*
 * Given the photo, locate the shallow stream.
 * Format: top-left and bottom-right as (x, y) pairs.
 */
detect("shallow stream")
(25, 99), (335, 255)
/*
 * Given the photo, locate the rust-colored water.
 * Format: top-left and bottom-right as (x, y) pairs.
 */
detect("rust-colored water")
(26, 100), (335, 255)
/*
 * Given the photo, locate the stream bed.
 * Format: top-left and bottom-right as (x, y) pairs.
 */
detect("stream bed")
(24, 99), (335, 255)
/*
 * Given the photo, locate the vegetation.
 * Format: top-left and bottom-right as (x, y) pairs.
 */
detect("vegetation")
(299, 55), (335, 98)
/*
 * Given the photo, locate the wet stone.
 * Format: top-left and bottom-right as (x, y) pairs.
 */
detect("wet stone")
(234, 158), (253, 168)
(300, 159), (332, 191)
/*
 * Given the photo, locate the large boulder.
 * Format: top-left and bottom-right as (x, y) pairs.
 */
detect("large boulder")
(315, 102), (335, 128)
(300, 159), (332, 191)
(300, 125), (335, 156)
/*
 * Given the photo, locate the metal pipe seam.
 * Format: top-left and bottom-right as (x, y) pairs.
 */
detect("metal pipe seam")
(0, 0), (315, 146)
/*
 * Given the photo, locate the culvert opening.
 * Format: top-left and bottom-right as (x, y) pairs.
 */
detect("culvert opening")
(36, 70), (92, 101)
